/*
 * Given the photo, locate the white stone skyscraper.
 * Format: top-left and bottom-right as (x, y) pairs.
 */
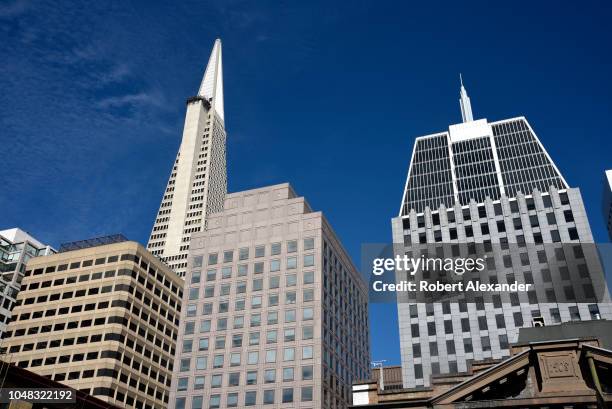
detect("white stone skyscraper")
(147, 39), (227, 277)
(392, 78), (612, 388)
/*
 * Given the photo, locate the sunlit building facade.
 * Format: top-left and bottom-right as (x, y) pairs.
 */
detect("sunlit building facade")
(147, 39), (227, 277)
(169, 184), (370, 409)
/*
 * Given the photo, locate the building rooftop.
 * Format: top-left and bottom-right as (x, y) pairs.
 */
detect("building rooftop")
(58, 234), (128, 253)
(517, 319), (612, 349)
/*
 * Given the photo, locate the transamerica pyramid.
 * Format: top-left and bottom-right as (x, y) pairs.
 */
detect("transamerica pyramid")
(147, 39), (227, 277)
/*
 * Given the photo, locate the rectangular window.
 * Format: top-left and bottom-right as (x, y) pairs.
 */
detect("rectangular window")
(239, 247), (249, 260)
(266, 349), (277, 363)
(238, 264), (248, 276)
(191, 271), (201, 284)
(195, 357), (207, 371)
(227, 393), (238, 407)
(301, 386), (313, 402)
(283, 367), (294, 381)
(245, 391), (257, 406)
(230, 352), (240, 366)
(267, 330), (278, 344)
(194, 376), (205, 390)
(283, 347), (295, 361)
(287, 240), (298, 253)
(271, 242), (281, 255)
(228, 373), (240, 386)
(303, 254), (315, 267)
(264, 369), (276, 383)
(264, 390), (275, 404)
(282, 388), (293, 403)
(287, 256), (297, 269)
(268, 311), (278, 325)
(481, 336), (491, 351)
(180, 358), (190, 372)
(248, 351), (259, 365)
(304, 238), (315, 250)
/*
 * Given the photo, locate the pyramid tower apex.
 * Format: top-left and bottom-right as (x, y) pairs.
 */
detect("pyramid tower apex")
(198, 39), (224, 123)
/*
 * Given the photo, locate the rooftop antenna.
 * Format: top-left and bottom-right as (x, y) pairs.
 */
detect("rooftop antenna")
(459, 73), (474, 123)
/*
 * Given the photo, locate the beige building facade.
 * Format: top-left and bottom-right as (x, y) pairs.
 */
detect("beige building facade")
(169, 183), (370, 409)
(1, 238), (183, 409)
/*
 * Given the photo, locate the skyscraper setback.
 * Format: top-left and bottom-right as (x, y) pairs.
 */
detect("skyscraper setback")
(392, 80), (612, 388)
(169, 184), (370, 409)
(147, 39), (227, 277)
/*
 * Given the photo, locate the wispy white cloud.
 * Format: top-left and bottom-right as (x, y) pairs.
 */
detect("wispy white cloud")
(98, 90), (165, 109)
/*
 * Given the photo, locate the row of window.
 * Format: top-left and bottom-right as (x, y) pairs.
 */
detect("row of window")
(182, 325), (314, 355)
(14, 282), (178, 330)
(407, 224), (579, 245)
(188, 273), (315, 299)
(406, 192), (570, 225)
(12, 294), (177, 349)
(193, 254), (317, 281)
(14, 337), (171, 386)
(185, 307), (315, 335)
(8, 308), (176, 358)
(193, 239), (315, 267)
(187, 288), (315, 317)
(409, 308), (602, 383)
(176, 386), (314, 408)
(179, 344), (315, 373)
(26, 252), (181, 297)
(21, 267), (181, 314)
(406, 206), (575, 235)
(177, 365), (313, 392)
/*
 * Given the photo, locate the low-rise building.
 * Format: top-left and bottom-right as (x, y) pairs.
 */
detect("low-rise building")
(351, 321), (612, 408)
(1, 236), (183, 409)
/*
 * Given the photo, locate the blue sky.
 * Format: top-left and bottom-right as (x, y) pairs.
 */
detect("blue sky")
(2, 0), (612, 365)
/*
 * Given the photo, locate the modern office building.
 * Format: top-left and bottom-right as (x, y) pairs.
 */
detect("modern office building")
(169, 183), (370, 409)
(1, 236), (183, 409)
(602, 169), (612, 241)
(0, 228), (55, 337)
(147, 39), (227, 277)
(391, 80), (612, 387)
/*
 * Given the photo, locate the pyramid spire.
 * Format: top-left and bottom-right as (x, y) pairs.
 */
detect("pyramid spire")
(198, 39), (225, 124)
(459, 73), (473, 123)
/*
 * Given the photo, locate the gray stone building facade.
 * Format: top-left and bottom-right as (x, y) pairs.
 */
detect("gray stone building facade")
(169, 183), (370, 409)
(392, 83), (612, 388)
